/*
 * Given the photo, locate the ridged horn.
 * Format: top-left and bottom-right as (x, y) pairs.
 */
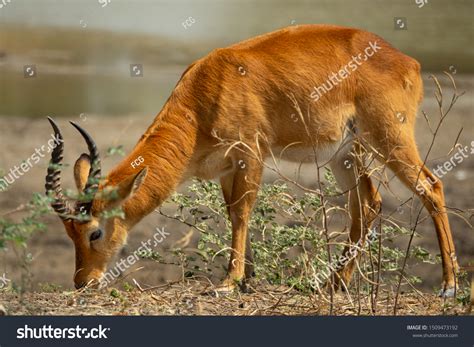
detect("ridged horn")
(45, 117), (73, 219)
(70, 121), (102, 215)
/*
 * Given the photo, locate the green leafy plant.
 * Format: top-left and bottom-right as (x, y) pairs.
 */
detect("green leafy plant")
(152, 173), (442, 296)
(0, 192), (52, 291)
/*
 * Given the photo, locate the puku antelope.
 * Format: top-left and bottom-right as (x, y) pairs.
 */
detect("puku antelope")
(46, 24), (458, 296)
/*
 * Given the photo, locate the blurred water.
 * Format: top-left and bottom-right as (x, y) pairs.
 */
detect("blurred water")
(1, 0), (472, 45)
(0, 0), (472, 117)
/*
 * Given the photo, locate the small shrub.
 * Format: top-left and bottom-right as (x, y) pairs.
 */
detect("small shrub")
(152, 173), (439, 295)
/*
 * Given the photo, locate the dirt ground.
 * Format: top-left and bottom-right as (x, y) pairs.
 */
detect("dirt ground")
(0, 281), (470, 316)
(0, 73), (473, 315)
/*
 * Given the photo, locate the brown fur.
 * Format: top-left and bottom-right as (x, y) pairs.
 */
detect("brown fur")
(62, 25), (457, 293)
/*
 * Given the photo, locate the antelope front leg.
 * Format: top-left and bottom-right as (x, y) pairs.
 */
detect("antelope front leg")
(217, 156), (263, 292)
(220, 174), (255, 281)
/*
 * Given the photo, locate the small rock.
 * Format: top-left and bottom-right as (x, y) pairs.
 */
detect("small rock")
(0, 304), (7, 316)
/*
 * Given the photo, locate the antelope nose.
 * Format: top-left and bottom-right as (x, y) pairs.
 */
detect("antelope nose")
(75, 281), (85, 289)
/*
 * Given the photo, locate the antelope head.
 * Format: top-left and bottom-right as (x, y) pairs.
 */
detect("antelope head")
(45, 117), (147, 289)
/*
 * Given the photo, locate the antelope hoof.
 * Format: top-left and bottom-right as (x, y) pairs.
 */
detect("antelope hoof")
(238, 277), (256, 293)
(211, 277), (239, 296)
(438, 286), (456, 298)
(329, 271), (351, 292)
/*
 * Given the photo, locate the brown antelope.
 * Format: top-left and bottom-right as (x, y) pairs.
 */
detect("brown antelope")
(46, 24), (458, 296)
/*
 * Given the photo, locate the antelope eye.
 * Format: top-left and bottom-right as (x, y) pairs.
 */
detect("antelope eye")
(89, 229), (102, 242)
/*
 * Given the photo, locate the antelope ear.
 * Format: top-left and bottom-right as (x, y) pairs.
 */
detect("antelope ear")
(74, 153), (91, 192)
(93, 167), (148, 215)
(116, 167), (148, 202)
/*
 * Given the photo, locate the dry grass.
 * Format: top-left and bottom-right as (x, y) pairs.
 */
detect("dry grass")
(0, 280), (469, 316)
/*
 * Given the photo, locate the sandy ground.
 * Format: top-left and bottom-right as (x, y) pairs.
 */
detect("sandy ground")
(0, 73), (473, 300)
